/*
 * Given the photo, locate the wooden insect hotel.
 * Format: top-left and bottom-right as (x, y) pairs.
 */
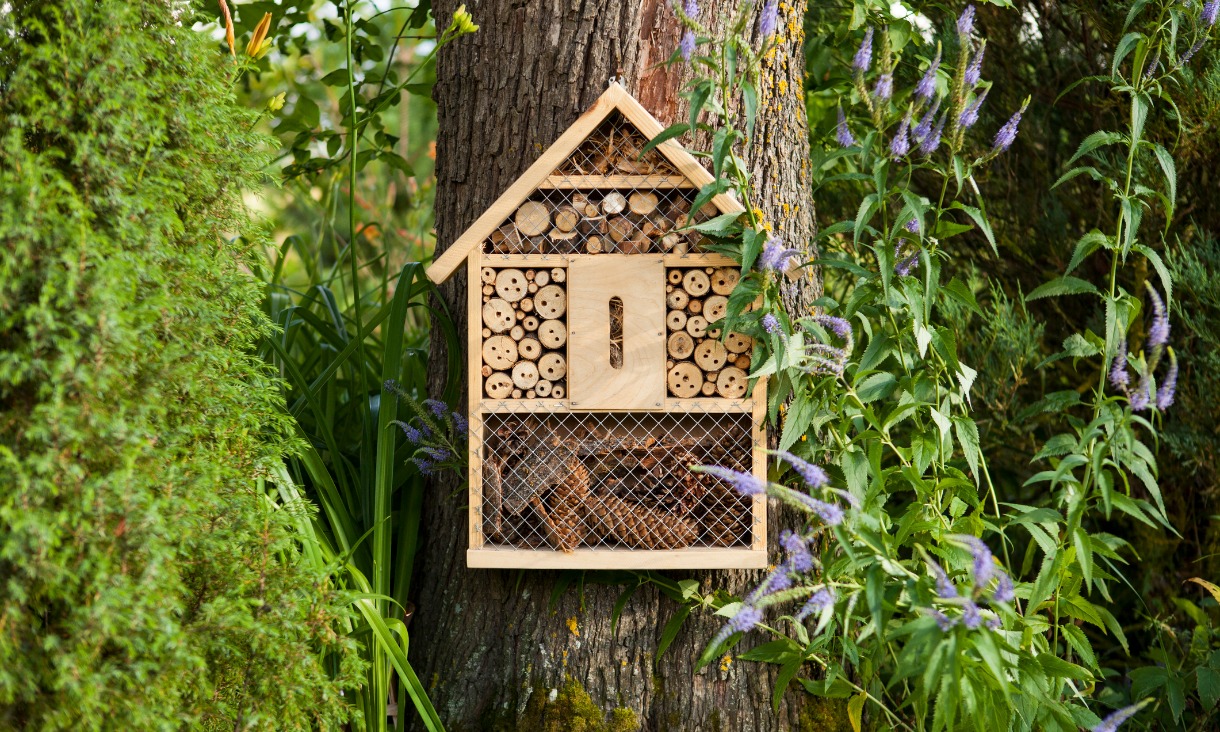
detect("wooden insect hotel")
(426, 83), (767, 569)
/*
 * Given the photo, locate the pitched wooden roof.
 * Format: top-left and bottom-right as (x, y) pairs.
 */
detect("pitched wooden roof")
(425, 82), (744, 284)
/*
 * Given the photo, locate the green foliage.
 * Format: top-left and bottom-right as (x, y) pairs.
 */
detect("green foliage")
(0, 2), (362, 729)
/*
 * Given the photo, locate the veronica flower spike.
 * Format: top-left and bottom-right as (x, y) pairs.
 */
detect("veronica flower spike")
(957, 5), (976, 38)
(773, 450), (830, 488)
(1146, 283), (1170, 348)
(758, 237), (803, 272)
(853, 27), (874, 73)
(915, 47), (941, 101)
(695, 465), (768, 496)
(992, 99), (1029, 153)
(759, 0), (778, 38)
(1156, 347), (1178, 410)
(836, 106), (856, 148)
(1091, 699), (1153, 732)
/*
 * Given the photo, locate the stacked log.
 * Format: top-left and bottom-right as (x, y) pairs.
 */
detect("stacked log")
(481, 267), (567, 399)
(664, 267), (754, 399)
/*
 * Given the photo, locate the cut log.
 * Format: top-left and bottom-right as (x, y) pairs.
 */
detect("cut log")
(716, 367), (749, 399)
(481, 365), (493, 378)
(551, 267), (566, 283)
(484, 372), (513, 399)
(495, 268), (528, 302)
(667, 289), (689, 310)
(554, 205), (580, 232)
(628, 191), (659, 215)
(534, 285), (566, 319)
(586, 236), (604, 254)
(660, 233), (682, 251)
(512, 389), (522, 399)
(693, 339), (729, 372)
(538, 319), (566, 349)
(667, 269), (683, 285)
(520, 297), (534, 313)
(667, 362), (703, 398)
(481, 327), (492, 338)
(686, 315), (707, 338)
(724, 332), (753, 354)
(551, 383), (566, 399)
(535, 379), (552, 397)
(482, 298), (515, 333)
(619, 236), (648, 255)
(538, 352), (567, 381)
(535, 270), (550, 286)
(482, 284), (495, 296)
(682, 269), (710, 297)
(606, 216), (634, 244)
(688, 298), (703, 314)
(601, 191), (627, 215)
(666, 331), (695, 360)
(666, 309), (688, 331)
(700, 381), (716, 396)
(523, 315), (539, 331)
(509, 325), (525, 341)
(512, 360), (540, 390)
(703, 295), (728, 323)
(482, 335), (519, 371)
(518, 337), (542, 361)
(549, 228), (578, 245)
(515, 201), (551, 236)
(480, 267), (497, 284)
(734, 354), (752, 369)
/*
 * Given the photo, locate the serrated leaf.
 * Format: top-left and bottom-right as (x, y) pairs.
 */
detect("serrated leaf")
(1067, 131), (1124, 166)
(848, 693), (866, 732)
(1066, 232), (1110, 275)
(855, 372), (898, 403)
(1151, 143), (1177, 211)
(656, 605), (691, 659)
(1026, 276), (1099, 301)
(953, 417), (981, 480)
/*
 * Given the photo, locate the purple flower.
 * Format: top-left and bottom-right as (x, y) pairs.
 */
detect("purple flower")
(1143, 49), (1161, 81)
(697, 465), (768, 496)
(992, 101), (1028, 153)
(1110, 337), (1131, 390)
(795, 588), (836, 621)
(393, 420), (423, 443)
(684, 0), (699, 18)
(957, 5), (976, 38)
(958, 88), (988, 129)
(814, 315), (853, 341)
(993, 572), (1014, 603)
(1205, 1), (1220, 27)
(952, 534), (995, 588)
(412, 457), (435, 475)
(919, 114), (946, 155)
(1157, 348), (1178, 410)
(763, 313), (780, 334)
(759, 237), (803, 271)
(713, 604), (763, 646)
(962, 601), (983, 629)
(1182, 38), (1205, 65)
(890, 110), (911, 158)
(680, 30), (696, 61)
(965, 42), (985, 86)
(896, 253), (920, 277)
(787, 490), (845, 525)
(929, 608), (956, 631)
(750, 566), (793, 600)
(836, 106), (855, 147)
(916, 48), (941, 100)
(853, 27), (874, 73)
(775, 450), (830, 488)
(1130, 371), (1153, 411)
(904, 218), (920, 234)
(913, 98), (941, 142)
(1147, 284), (1170, 348)
(1092, 701), (1151, 732)
(780, 530), (814, 573)
(932, 563), (958, 599)
(873, 72), (893, 101)
(424, 399), (447, 418)
(452, 411), (469, 434)
(759, 0), (778, 38)
(985, 614), (1001, 630)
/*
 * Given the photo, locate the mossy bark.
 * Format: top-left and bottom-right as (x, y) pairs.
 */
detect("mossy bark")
(417, 1), (819, 728)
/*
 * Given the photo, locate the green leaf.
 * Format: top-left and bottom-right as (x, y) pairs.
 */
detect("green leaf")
(848, 693), (866, 732)
(656, 605), (691, 659)
(1025, 276), (1099, 301)
(1037, 653), (1093, 680)
(941, 277), (982, 317)
(1133, 243), (1173, 305)
(1066, 231), (1110, 275)
(640, 122), (690, 156)
(691, 212), (743, 236)
(1067, 130), (1123, 166)
(950, 202), (997, 254)
(1112, 32), (1144, 76)
(953, 417), (981, 481)
(1151, 143), (1177, 211)
(855, 372), (898, 403)
(1198, 667), (1220, 709)
(1073, 527), (1093, 586)
(738, 639), (800, 664)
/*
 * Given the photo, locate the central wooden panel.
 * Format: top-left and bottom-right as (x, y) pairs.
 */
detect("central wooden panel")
(568, 255), (665, 410)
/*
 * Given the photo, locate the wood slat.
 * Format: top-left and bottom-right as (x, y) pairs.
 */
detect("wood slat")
(537, 174), (696, 189)
(468, 547), (767, 570)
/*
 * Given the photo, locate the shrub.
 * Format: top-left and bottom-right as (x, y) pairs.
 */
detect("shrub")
(0, 2), (358, 729)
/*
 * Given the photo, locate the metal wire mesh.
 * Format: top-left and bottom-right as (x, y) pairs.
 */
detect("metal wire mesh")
(478, 411), (756, 551)
(482, 112), (720, 256)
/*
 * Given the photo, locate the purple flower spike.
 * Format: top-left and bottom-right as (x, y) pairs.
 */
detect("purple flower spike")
(992, 101), (1028, 153)
(1182, 38), (1205, 65)
(814, 315), (853, 341)
(1109, 337), (1131, 390)
(1205, 1), (1220, 27)
(452, 412), (469, 434)
(952, 534), (995, 588)
(913, 98), (941, 142)
(680, 29), (696, 61)
(759, 237), (803, 271)
(873, 72), (893, 101)
(836, 106), (856, 147)
(412, 457), (435, 476)
(958, 88), (988, 129)
(763, 313), (780, 334)
(1130, 371), (1153, 411)
(787, 491), (844, 525)
(1146, 284), (1170, 348)
(393, 420), (423, 443)
(896, 253), (920, 277)
(698, 465), (768, 496)
(775, 450), (830, 488)
(890, 109), (912, 158)
(780, 530), (814, 573)
(1157, 348), (1178, 410)
(916, 48), (941, 100)
(795, 588), (836, 621)
(932, 563), (958, 599)
(962, 601), (983, 629)
(853, 27), (874, 73)
(957, 5), (976, 38)
(713, 604), (763, 646)
(965, 42), (985, 86)
(904, 218), (920, 234)
(684, 0), (699, 19)
(1092, 700), (1151, 732)
(919, 114), (946, 155)
(759, 0), (778, 37)
(929, 608), (956, 631)
(985, 614), (1001, 630)
(993, 572), (1015, 603)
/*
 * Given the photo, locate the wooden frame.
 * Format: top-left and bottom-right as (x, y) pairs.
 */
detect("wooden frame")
(442, 84), (764, 570)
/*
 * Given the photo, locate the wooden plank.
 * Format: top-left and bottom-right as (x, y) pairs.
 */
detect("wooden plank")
(482, 253), (570, 267)
(478, 398), (751, 413)
(537, 174), (696, 189)
(468, 255), (485, 549)
(467, 547), (767, 570)
(751, 377), (767, 552)
(602, 84), (745, 217)
(567, 255), (666, 410)
(662, 253), (737, 268)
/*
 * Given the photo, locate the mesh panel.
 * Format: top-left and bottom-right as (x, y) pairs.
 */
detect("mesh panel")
(479, 411), (755, 551)
(483, 112), (720, 256)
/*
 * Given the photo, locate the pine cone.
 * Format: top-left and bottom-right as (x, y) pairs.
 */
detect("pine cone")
(538, 460), (592, 552)
(585, 493), (697, 550)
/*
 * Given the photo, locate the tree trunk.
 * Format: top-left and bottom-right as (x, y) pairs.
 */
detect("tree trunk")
(414, 2), (823, 729)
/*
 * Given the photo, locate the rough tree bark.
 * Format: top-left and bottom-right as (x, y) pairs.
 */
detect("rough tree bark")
(413, 2), (826, 729)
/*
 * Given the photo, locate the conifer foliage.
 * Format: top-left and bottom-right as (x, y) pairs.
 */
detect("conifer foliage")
(0, 2), (358, 728)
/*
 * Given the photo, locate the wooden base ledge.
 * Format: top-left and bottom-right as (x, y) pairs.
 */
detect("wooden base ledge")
(467, 547), (767, 569)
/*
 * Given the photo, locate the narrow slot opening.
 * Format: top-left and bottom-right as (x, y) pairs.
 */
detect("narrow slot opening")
(609, 296), (624, 369)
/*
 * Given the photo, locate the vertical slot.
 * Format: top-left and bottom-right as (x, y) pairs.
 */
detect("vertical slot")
(609, 296), (624, 369)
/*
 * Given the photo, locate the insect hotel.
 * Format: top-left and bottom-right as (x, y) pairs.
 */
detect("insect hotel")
(425, 83), (767, 569)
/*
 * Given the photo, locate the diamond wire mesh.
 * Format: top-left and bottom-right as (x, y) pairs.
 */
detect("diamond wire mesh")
(478, 409), (756, 551)
(482, 111), (720, 257)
